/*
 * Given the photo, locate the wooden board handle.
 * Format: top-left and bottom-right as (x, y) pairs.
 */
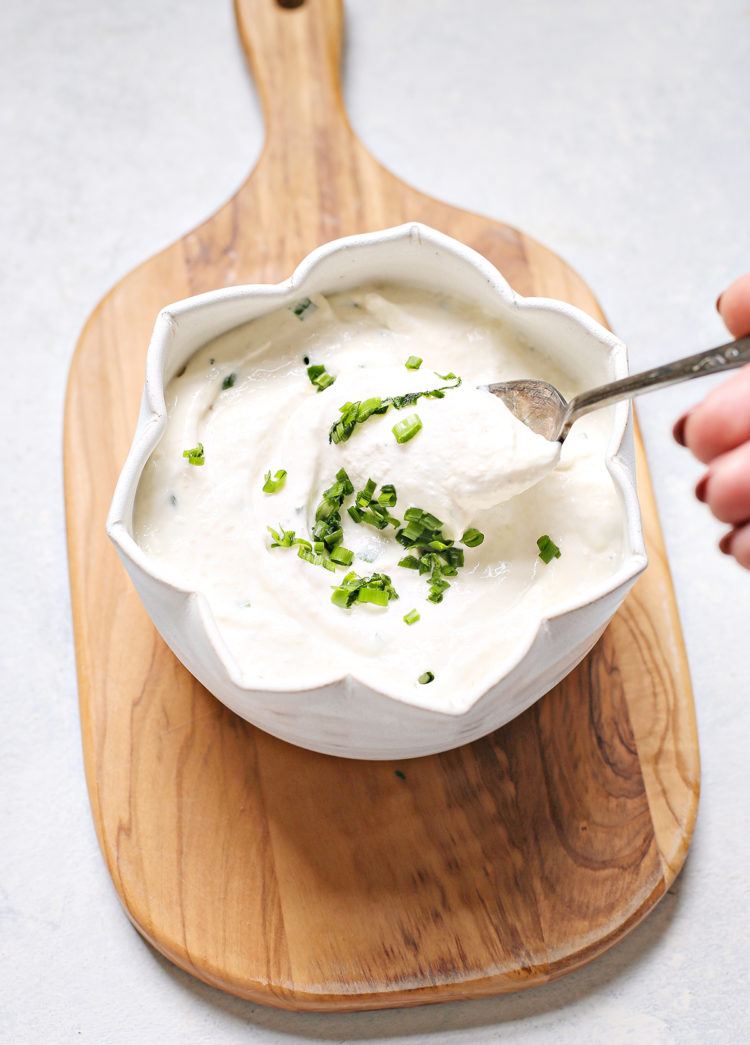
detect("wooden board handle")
(234, 0), (349, 162)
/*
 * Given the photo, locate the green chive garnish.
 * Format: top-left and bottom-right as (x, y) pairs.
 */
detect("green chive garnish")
(348, 479), (400, 532)
(182, 443), (205, 466)
(403, 609), (420, 625)
(357, 397), (382, 422)
(394, 507), (479, 603)
(266, 524), (295, 547)
(310, 468), (353, 551)
(395, 770), (406, 780)
(378, 483), (397, 507)
(267, 469), (360, 573)
(537, 534), (561, 563)
(292, 297), (317, 319)
(330, 572), (399, 609)
(405, 355), (422, 370)
(221, 372), (237, 390)
(418, 671), (435, 685)
(461, 528), (484, 548)
(357, 587), (389, 606)
(393, 414), (422, 444)
(307, 363), (336, 392)
(262, 468), (287, 493)
(328, 374), (461, 443)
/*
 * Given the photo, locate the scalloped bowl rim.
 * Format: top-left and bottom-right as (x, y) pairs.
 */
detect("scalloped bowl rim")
(107, 222), (647, 728)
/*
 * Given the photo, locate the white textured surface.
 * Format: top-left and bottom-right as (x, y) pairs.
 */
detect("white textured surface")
(1, 0), (748, 1042)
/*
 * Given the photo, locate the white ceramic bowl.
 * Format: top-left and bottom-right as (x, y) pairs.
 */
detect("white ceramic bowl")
(107, 223), (647, 759)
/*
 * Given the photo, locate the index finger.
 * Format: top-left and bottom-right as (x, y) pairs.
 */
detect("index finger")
(718, 272), (750, 338)
(680, 363), (750, 464)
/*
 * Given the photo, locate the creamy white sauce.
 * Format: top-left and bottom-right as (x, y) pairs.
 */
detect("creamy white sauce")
(134, 285), (626, 710)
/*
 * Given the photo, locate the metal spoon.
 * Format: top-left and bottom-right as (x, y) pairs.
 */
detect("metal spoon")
(486, 336), (750, 442)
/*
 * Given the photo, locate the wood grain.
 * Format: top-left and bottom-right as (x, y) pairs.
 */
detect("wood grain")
(63, 0), (699, 1011)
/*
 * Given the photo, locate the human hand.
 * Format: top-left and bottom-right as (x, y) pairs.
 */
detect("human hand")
(673, 272), (750, 568)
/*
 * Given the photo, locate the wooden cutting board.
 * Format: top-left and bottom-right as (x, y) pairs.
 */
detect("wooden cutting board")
(64, 0), (699, 1012)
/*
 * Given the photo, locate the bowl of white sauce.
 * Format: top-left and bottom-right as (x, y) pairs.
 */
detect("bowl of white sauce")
(107, 223), (647, 759)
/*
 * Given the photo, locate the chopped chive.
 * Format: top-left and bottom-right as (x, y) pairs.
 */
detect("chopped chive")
(348, 480), (401, 532)
(378, 483), (397, 507)
(403, 609), (420, 625)
(336, 468), (354, 494)
(537, 534), (561, 563)
(266, 524), (295, 548)
(262, 468), (287, 493)
(418, 671), (435, 685)
(316, 371), (336, 391)
(327, 374), (461, 443)
(361, 509), (388, 530)
(461, 527), (485, 548)
(330, 572), (399, 610)
(307, 362), (336, 392)
(334, 585), (357, 610)
(309, 467), (355, 550)
(292, 297), (317, 319)
(357, 397), (382, 422)
(394, 506), (481, 605)
(427, 580), (450, 604)
(221, 372), (237, 390)
(267, 469), (358, 573)
(315, 499), (337, 521)
(442, 547), (464, 569)
(395, 770), (406, 780)
(393, 414), (422, 444)
(297, 545), (335, 571)
(400, 522), (423, 543)
(182, 442), (205, 466)
(324, 526), (343, 547)
(357, 586), (390, 606)
(405, 355), (422, 370)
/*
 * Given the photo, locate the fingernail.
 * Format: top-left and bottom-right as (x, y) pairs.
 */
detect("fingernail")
(695, 474), (709, 503)
(672, 413), (690, 446)
(716, 292), (724, 314)
(719, 529), (735, 555)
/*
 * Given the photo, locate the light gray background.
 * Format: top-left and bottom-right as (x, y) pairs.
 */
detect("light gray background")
(2, 1), (748, 1042)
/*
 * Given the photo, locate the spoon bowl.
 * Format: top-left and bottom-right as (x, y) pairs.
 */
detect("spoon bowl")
(488, 336), (750, 441)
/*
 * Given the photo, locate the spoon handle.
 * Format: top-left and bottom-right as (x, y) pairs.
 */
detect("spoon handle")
(563, 336), (750, 437)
